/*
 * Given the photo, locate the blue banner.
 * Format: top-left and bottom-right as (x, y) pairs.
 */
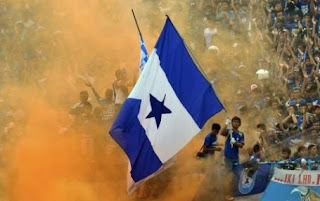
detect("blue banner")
(233, 163), (272, 196)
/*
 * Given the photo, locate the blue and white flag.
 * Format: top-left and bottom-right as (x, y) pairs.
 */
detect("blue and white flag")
(109, 17), (224, 193)
(261, 167), (320, 201)
(140, 36), (148, 71)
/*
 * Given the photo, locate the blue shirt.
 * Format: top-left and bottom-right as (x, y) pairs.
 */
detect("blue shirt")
(307, 155), (320, 162)
(250, 154), (260, 162)
(297, 0), (311, 16)
(290, 22), (299, 33)
(282, 130), (302, 146)
(204, 133), (218, 148)
(316, 1), (320, 36)
(224, 129), (245, 159)
(306, 65), (313, 75)
(287, 98), (306, 106)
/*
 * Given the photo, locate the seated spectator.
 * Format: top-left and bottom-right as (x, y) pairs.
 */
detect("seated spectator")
(286, 124), (303, 146)
(307, 144), (320, 162)
(250, 144), (263, 162)
(272, 122), (288, 143)
(279, 147), (296, 170)
(312, 122), (320, 133)
(310, 105), (320, 124)
(305, 129), (320, 145)
(281, 147), (292, 161)
(305, 99), (314, 114)
(291, 145), (307, 162)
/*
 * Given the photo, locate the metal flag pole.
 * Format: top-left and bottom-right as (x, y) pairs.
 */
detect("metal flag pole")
(131, 9), (143, 39)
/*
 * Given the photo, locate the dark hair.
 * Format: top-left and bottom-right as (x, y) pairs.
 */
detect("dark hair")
(288, 105), (298, 112)
(232, 116), (241, 124)
(282, 147), (291, 155)
(211, 123), (221, 131)
(297, 146), (306, 153)
(289, 125), (298, 130)
(257, 123), (266, 131)
(308, 144), (317, 151)
(253, 144), (261, 153)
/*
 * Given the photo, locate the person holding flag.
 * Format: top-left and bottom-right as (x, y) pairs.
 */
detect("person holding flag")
(219, 116), (245, 200)
(220, 116), (245, 169)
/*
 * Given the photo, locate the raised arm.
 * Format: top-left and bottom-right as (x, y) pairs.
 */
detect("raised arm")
(85, 81), (101, 102)
(219, 118), (231, 136)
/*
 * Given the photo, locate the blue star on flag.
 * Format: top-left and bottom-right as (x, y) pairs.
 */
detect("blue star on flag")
(146, 94), (172, 128)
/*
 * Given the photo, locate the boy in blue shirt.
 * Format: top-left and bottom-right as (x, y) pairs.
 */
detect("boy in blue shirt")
(250, 144), (262, 162)
(202, 123), (222, 155)
(220, 116), (245, 170)
(220, 116), (245, 200)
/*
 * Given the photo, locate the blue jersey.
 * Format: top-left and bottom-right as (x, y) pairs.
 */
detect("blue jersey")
(316, 1), (320, 36)
(224, 129), (245, 159)
(287, 98), (306, 106)
(298, 0), (311, 16)
(313, 98), (320, 105)
(250, 154), (261, 162)
(314, 1), (320, 36)
(290, 21), (299, 33)
(307, 155), (320, 162)
(306, 65), (313, 75)
(204, 133), (218, 148)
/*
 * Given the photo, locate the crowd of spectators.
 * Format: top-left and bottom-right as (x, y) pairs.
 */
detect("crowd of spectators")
(184, 0), (320, 170)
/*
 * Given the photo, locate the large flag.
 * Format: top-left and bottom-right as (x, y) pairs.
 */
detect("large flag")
(109, 17), (224, 193)
(233, 163), (272, 197)
(261, 167), (320, 201)
(140, 35), (148, 71)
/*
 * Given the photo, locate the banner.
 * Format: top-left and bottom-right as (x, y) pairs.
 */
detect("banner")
(233, 163), (272, 196)
(261, 167), (320, 201)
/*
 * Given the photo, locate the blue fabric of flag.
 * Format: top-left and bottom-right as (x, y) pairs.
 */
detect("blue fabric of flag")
(110, 99), (162, 182)
(140, 36), (148, 71)
(155, 19), (224, 127)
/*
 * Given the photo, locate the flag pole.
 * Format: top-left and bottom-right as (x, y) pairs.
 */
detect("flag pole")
(131, 9), (143, 39)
